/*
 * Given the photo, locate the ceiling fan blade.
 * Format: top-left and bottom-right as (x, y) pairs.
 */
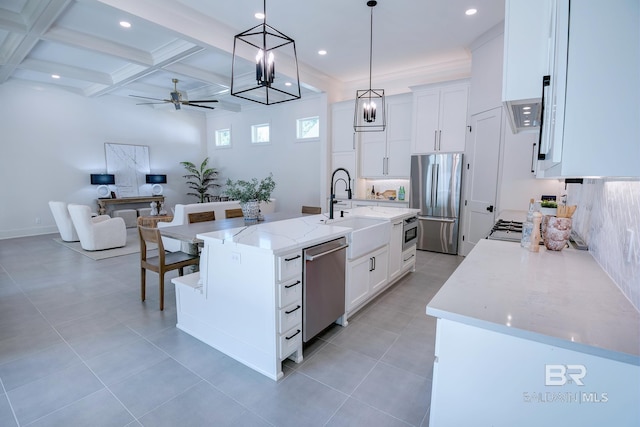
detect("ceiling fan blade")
(186, 103), (216, 110)
(186, 100), (219, 103)
(129, 95), (168, 102)
(135, 102), (168, 105)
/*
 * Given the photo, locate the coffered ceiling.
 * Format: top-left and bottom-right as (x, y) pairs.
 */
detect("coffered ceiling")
(0, 0), (505, 112)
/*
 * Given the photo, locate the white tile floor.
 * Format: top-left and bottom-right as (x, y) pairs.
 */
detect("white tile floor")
(0, 233), (463, 426)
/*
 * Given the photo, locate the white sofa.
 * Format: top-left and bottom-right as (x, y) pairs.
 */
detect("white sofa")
(158, 199), (276, 252)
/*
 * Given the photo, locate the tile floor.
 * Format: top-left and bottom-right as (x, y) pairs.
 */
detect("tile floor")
(0, 233), (463, 426)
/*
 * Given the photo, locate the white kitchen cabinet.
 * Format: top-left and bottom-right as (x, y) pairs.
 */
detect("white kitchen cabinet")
(502, 0), (553, 133)
(387, 218), (404, 282)
(411, 81), (469, 154)
(174, 242), (304, 381)
(401, 246), (416, 272)
(359, 94), (412, 178)
(346, 245), (388, 313)
(331, 101), (356, 152)
(429, 318), (640, 426)
(535, 0), (639, 178)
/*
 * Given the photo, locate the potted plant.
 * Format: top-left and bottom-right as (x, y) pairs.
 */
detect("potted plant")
(224, 173), (276, 220)
(180, 157), (220, 203)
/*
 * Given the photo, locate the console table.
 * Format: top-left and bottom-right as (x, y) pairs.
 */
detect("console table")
(97, 196), (165, 215)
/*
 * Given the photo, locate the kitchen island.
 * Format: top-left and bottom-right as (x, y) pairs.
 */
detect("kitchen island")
(172, 207), (418, 380)
(426, 239), (640, 426)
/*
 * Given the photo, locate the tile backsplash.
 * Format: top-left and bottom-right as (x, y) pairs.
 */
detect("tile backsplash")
(567, 179), (640, 311)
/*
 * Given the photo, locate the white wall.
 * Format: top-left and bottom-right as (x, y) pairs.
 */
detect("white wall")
(0, 80), (207, 239)
(206, 94), (328, 214)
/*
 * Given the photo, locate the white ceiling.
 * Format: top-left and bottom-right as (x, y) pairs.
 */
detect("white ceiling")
(0, 0), (505, 112)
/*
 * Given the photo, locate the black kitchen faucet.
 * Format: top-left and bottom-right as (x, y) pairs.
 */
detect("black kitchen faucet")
(329, 168), (352, 220)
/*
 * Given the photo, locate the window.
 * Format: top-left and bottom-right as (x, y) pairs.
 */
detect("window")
(296, 116), (319, 140)
(215, 128), (231, 147)
(251, 123), (270, 144)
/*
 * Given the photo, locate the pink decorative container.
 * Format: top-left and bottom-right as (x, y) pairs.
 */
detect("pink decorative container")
(544, 217), (572, 251)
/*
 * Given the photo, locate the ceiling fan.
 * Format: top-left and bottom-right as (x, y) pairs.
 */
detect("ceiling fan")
(130, 78), (219, 110)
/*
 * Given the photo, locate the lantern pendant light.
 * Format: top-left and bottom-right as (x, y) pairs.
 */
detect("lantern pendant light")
(231, 0), (301, 105)
(354, 0), (386, 132)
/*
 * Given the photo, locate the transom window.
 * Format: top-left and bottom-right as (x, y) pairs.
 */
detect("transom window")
(296, 116), (319, 140)
(251, 123), (270, 144)
(215, 128), (231, 147)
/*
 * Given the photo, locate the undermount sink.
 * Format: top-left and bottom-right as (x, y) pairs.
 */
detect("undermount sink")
(330, 217), (390, 259)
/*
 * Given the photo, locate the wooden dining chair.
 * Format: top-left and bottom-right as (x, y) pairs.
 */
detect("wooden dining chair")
(188, 211), (215, 223)
(225, 208), (244, 218)
(138, 225), (200, 310)
(301, 206), (322, 214)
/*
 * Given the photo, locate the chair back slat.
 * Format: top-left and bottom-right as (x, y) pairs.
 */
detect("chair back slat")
(188, 211), (215, 223)
(302, 206), (322, 214)
(225, 208), (244, 218)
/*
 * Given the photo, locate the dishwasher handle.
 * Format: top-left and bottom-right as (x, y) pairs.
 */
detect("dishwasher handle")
(305, 243), (349, 261)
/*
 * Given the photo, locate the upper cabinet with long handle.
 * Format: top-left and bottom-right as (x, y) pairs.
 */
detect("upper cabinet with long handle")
(411, 80), (469, 154)
(505, 0), (640, 178)
(359, 93), (412, 178)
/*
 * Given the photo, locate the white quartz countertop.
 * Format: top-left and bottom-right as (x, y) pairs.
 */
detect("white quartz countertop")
(340, 206), (419, 221)
(198, 214), (352, 254)
(197, 207), (418, 254)
(427, 239), (640, 365)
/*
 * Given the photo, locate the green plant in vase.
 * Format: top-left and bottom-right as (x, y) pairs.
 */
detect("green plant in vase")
(224, 173), (276, 220)
(180, 157), (220, 203)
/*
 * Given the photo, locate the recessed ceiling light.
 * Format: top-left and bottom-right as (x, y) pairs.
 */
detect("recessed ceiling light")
(465, 8), (477, 16)
(51, 74), (60, 79)
(523, 111), (531, 115)
(285, 82), (292, 87)
(255, 12), (265, 19)
(119, 21), (131, 28)
(318, 50), (327, 55)
(523, 106), (531, 110)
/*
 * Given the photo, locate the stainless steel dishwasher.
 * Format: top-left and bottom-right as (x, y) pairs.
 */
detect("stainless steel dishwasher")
(302, 237), (348, 342)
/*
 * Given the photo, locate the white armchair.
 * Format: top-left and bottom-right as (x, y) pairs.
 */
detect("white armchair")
(49, 201), (80, 242)
(67, 204), (127, 251)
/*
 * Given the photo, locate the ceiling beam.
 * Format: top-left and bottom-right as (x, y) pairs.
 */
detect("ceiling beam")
(43, 26), (154, 65)
(19, 57), (114, 84)
(0, 0), (73, 83)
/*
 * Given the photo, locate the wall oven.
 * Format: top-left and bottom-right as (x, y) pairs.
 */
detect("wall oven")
(402, 215), (418, 250)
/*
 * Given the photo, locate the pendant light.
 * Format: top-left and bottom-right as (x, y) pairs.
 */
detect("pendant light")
(354, 0), (386, 132)
(231, 0), (301, 105)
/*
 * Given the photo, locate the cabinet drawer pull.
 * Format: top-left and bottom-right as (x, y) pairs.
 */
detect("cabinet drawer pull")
(285, 329), (301, 340)
(285, 305), (301, 315)
(403, 253), (415, 262)
(284, 280), (301, 289)
(284, 254), (301, 262)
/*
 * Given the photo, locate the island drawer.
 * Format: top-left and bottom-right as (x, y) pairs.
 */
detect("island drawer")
(279, 326), (302, 359)
(278, 302), (302, 334)
(278, 277), (302, 308)
(277, 251), (303, 281)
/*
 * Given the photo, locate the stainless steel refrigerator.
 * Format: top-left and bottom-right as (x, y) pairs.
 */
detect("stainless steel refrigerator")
(409, 153), (463, 254)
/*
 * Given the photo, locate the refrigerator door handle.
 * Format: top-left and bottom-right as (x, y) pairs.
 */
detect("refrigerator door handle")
(430, 166), (437, 208)
(418, 216), (456, 223)
(434, 164), (439, 207)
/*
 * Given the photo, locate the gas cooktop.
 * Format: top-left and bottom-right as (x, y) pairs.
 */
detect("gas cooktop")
(487, 219), (523, 242)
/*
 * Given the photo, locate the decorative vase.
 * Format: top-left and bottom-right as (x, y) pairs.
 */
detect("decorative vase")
(240, 200), (260, 221)
(544, 217), (572, 251)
